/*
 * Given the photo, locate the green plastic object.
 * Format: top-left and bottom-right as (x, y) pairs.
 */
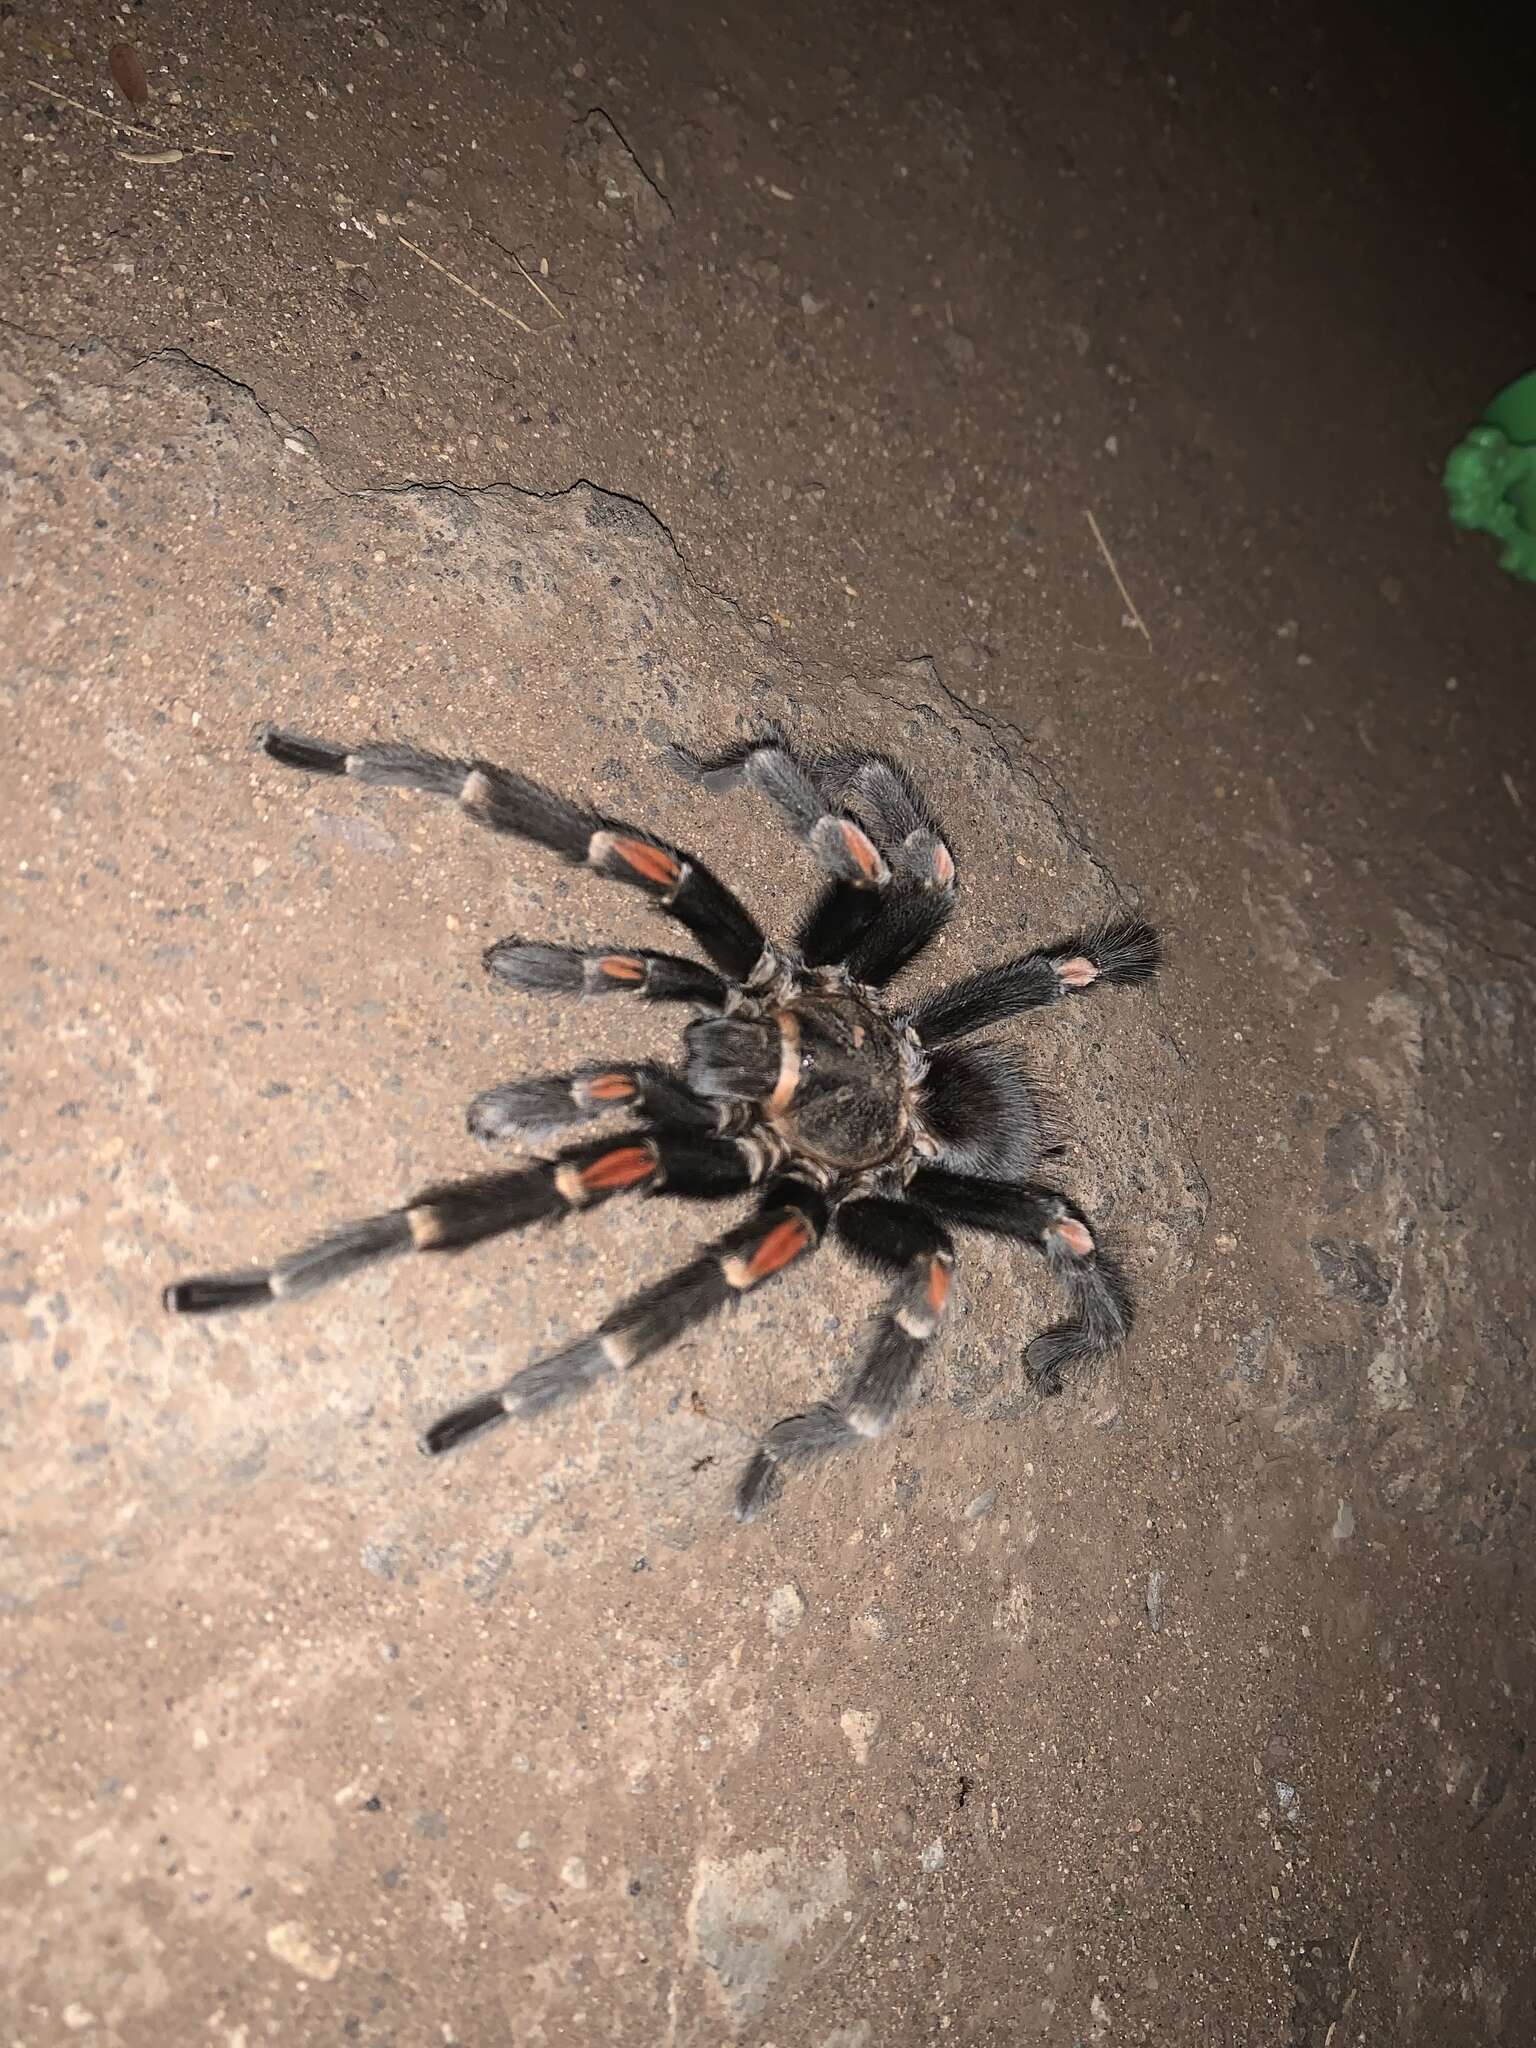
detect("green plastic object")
(1444, 369), (1536, 583)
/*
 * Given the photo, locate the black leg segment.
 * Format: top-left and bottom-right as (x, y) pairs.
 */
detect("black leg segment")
(907, 914), (1159, 1044)
(468, 1062), (719, 1143)
(164, 1131), (763, 1315)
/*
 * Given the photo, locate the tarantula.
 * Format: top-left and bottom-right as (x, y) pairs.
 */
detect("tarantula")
(165, 727), (1159, 1520)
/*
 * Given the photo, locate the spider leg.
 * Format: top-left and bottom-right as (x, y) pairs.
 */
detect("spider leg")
(163, 1132), (764, 1315)
(259, 728), (765, 980)
(907, 915), (1160, 1045)
(805, 751), (957, 979)
(423, 1178), (827, 1452)
(668, 735), (955, 971)
(905, 1168), (1131, 1392)
(468, 1061), (720, 1144)
(483, 938), (727, 1009)
(669, 737), (894, 888)
(834, 881), (955, 985)
(734, 1197), (955, 1521)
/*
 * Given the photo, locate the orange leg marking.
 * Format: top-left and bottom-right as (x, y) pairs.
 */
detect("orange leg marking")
(839, 819), (885, 882)
(1053, 1218), (1095, 1259)
(930, 841), (956, 889)
(926, 1256), (953, 1314)
(579, 1144), (657, 1194)
(585, 1072), (638, 1102)
(744, 1216), (812, 1282)
(597, 954), (645, 982)
(1057, 956), (1098, 990)
(610, 838), (682, 888)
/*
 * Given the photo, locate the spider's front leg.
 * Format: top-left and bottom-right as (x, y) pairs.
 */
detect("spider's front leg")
(482, 938), (728, 1010)
(164, 1131), (762, 1314)
(734, 1197), (955, 1521)
(423, 1179), (827, 1451)
(259, 729), (767, 980)
(668, 735), (957, 980)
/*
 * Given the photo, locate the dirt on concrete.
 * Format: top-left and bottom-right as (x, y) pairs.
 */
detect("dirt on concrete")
(2, 3), (1534, 2045)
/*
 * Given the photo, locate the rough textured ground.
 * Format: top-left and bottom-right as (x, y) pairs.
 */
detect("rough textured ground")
(3, 4), (1534, 2045)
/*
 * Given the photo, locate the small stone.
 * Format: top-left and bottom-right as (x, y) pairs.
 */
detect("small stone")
(1332, 1500), (1355, 1541)
(1311, 1238), (1393, 1308)
(1368, 1347), (1415, 1412)
(850, 1609), (891, 1642)
(266, 1921), (341, 1980)
(63, 2006), (96, 2032)
(1145, 1570), (1164, 1632)
(766, 1583), (806, 1635)
(1323, 1113), (1384, 1200)
(963, 1488), (998, 1521)
(839, 1709), (880, 1764)
(920, 1837), (945, 1872)
(560, 1856), (588, 1889)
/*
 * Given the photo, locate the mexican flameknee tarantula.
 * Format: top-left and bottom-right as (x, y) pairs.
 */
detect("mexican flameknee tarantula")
(165, 727), (1159, 1520)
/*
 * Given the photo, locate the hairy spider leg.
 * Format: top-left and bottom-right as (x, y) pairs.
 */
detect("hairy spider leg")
(735, 1196), (955, 1519)
(423, 1180), (828, 1450)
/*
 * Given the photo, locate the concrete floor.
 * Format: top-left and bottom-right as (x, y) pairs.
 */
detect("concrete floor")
(3, 3), (1533, 2044)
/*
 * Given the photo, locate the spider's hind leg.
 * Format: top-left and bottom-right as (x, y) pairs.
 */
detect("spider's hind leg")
(905, 1168), (1132, 1394)
(423, 1179), (826, 1452)
(734, 1197), (955, 1521)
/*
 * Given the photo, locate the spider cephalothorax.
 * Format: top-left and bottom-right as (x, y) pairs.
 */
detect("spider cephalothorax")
(689, 988), (917, 1171)
(165, 727), (1159, 1519)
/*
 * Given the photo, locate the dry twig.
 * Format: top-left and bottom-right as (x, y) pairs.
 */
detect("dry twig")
(26, 78), (233, 159)
(1084, 507), (1153, 648)
(506, 247), (564, 322)
(394, 234), (532, 334)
